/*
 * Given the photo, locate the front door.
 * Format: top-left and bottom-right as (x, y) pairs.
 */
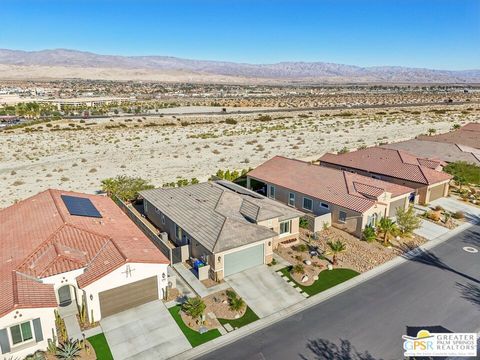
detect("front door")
(58, 285), (72, 307)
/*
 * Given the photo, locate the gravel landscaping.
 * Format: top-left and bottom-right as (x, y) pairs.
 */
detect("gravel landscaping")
(179, 289), (248, 331)
(276, 227), (427, 275)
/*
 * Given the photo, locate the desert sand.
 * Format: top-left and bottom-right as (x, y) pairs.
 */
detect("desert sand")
(1, 104), (478, 208)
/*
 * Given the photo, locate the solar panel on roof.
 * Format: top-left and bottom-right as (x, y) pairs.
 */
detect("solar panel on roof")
(61, 195), (102, 218)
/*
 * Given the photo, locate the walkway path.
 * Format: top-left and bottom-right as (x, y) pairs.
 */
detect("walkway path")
(173, 263), (230, 298)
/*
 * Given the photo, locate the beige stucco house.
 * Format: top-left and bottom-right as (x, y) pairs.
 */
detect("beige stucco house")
(319, 147), (452, 205)
(247, 156), (414, 238)
(141, 181), (302, 281)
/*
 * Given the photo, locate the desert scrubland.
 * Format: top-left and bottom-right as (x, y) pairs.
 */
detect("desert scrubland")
(1, 103), (478, 208)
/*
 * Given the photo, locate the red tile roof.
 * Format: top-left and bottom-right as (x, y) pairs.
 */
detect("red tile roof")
(319, 147), (452, 185)
(248, 156), (413, 213)
(0, 189), (169, 317)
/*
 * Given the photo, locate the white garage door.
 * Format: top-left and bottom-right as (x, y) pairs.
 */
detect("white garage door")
(224, 243), (264, 277)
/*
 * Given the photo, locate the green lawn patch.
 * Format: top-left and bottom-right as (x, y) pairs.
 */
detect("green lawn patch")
(217, 306), (259, 329)
(87, 333), (114, 360)
(280, 267), (359, 296)
(168, 305), (222, 347)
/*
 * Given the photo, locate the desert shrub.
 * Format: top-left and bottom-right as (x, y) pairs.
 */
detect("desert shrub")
(229, 295), (245, 311)
(292, 264), (305, 274)
(452, 211), (465, 219)
(362, 225), (376, 242)
(299, 217), (309, 229)
(225, 118), (238, 125)
(295, 243), (308, 252)
(426, 211), (441, 222)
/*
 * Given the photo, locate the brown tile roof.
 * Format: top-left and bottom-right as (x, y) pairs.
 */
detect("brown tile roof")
(0, 189), (168, 317)
(247, 156), (413, 213)
(462, 122), (480, 132)
(417, 122), (480, 149)
(382, 139), (480, 166)
(319, 147), (452, 185)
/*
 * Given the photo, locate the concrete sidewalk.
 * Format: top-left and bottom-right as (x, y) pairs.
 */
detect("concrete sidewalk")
(172, 220), (477, 360)
(414, 219), (449, 240)
(173, 263), (230, 298)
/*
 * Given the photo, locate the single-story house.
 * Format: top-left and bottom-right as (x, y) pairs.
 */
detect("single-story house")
(140, 181), (302, 281)
(318, 147), (452, 205)
(381, 139), (480, 166)
(247, 156), (414, 237)
(0, 190), (169, 359)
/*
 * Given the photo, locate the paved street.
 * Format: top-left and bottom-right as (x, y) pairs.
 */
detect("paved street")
(198, 224), (480, 360)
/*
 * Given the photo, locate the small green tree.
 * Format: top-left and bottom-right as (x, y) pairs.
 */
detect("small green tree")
(395, 206), (421, 236)
(377, 217), (398, 245)
(326, 240), (347, 265)
(299, 217), (309, 229)
(427, 128), (436, 136)
(101, 175), (154, 202)
(182, 297), (206, 323)
(362, 225), (376, 242)
(452, 124), (461, 130)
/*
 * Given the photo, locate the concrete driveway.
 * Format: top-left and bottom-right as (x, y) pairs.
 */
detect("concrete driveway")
(414, 219), (449, 240)
(225, 265), (304, 318)
(430, 197), (480, 223)
(100, 300), (191, 360)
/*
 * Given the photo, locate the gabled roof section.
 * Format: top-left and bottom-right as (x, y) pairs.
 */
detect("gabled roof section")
(319, 147), (452, 185)
(140, 181), (300, 253)
(247, 156), (414, 213)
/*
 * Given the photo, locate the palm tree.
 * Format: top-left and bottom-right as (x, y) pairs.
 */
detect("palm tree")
(326, 240), (347, 266)
(377, 217), (398, 245)
(182, 297), (206, 323)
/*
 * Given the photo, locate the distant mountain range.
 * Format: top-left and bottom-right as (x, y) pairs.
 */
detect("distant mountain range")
(0, 48), (479, 84)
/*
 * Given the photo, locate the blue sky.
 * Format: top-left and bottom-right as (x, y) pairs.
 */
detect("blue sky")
(1, 0), (479, 70)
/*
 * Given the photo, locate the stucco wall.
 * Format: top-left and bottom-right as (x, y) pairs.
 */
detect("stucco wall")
(43, 268), (85, 309)
(0, 307), (56, 359)
(388, 195), (409, 217)
(82, 262), (168, 322)
(251, 178), (372, 237)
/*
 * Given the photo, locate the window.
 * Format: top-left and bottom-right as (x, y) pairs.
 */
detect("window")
(269, 185), (275, 199)
(161, 214), (165, 225)
(10, 321), (33, 345)
(175, 224), (182, 240)
(288, 192), (295, 206)
(144, 201), (148, 213)
(303, 197), (313, 211)
(339, 211), (347, 223)
(279, 220), (291, 235)
(320, 202), (330, 209)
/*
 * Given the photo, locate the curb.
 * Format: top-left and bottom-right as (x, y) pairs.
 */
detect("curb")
(171, 220), (477, 360)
